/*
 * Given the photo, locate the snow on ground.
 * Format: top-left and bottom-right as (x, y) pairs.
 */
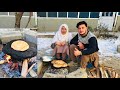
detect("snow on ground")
(98, 38), (120, 57)
(37, 37), (120, 58)
(37, 32), (56, 35)
(37, 38), (52, 50)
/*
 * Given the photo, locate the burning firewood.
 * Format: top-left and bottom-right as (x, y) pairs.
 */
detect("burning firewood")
(29, 69), (37, 78)
(21, 59), (28, 78)
(37, 60), (43, 75)
(27, 62), (36, 73)
(0, 60), (7, 64)
(0, 54), (12, 64)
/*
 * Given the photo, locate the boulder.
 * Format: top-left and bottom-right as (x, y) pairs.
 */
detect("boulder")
(117, 45), (120, 53)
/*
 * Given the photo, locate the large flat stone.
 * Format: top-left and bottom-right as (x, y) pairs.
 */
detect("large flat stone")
(23, 29), (37, 44)
(0, 32), (23, 44)
(117, 45), (120, 53)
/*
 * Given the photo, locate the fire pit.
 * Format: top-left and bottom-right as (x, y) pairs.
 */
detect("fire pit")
(1, 39), (37, 78)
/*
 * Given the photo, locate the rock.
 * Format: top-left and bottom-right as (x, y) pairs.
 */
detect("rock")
(66, 68), (88, 78)
(0, 31), (23, 44)
(45, 67), (68, 75)
(43, 73), (65, 78)
(23, 30), (37, 44)
(117, 45), (120, 53)
(42, 66), (68, 78)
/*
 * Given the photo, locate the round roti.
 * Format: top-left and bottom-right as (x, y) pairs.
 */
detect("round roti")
(11, 40), (29, 51)
(52, 60), (68, 68)
(52, 60), (65, 65)
(62, 63), (68, 67)
(53, 63), (62, 68)
(51, 60), (56, 64)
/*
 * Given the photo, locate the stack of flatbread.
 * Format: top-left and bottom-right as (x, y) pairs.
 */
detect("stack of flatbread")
(51, 60), (68, 68)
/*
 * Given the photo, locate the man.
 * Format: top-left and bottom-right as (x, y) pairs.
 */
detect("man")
(69, 21), (99, 69)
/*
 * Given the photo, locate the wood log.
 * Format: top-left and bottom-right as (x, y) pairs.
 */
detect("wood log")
(99, 67), (106, 78)
(0, 60), (6, 64)
(21, 59), (28, 78)
(96, 68), (100, 78)
(37, 60), (43, 75)
(28, 63), (36, 73)
(87, 71), (94, 78)
(29, 69), (37, 78)
(106, 67), (112, 78)
(111, 70), (116, 78)
(90, 71), (96, 78)
(101, 64), (109, 78)
(104, 70), (109, 78)
(115, 72), (119, 78)
(90, 68), (96, 72)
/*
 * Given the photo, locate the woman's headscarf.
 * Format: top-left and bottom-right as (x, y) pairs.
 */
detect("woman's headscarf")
(52, 24), (69, 43)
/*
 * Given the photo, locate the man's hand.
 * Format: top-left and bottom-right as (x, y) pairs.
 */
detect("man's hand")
(74, 48), (82, 57)
(78, 42), (84, 49)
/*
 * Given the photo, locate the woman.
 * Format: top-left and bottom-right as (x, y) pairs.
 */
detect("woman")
(51, 24), (72, 61)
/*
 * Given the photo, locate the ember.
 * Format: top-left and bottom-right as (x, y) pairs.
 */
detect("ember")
(4, 54), (12, 63)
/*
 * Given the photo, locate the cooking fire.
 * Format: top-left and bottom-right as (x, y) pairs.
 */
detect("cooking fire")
(0, 39), (37, 78)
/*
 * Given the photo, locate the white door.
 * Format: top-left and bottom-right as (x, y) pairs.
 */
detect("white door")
(98, 12), (116, 31)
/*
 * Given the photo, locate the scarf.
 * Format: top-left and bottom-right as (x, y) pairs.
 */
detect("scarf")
(52, 24), (70, 43)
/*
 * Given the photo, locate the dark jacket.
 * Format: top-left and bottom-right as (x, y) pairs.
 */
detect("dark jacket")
(70, 33), (99, 55)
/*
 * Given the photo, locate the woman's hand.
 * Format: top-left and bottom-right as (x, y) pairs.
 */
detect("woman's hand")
(61, 41), (66, 46)
(56, 41), (61, 46)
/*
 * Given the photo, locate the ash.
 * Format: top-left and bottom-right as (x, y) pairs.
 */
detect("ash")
(45, 66), (68, 75)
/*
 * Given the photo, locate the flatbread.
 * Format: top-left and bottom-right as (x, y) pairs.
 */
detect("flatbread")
(51, 60), (56, 64)
(11, 40), (29, 51)
(53, 64), (62, 68)
(51, 60), (65, 64)
(51, 60), (68, 68)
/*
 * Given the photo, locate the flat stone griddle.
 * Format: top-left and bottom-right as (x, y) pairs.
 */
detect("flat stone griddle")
(2, 39), (37, 62)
